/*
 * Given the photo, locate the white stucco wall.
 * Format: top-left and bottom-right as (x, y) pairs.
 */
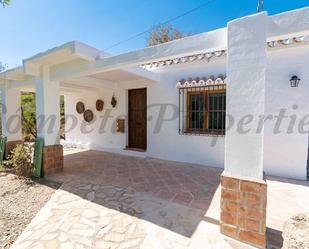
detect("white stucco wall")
(264, 46), (309, 180)
(225, 12), (267, 180)
(64, 87), (127, 150)
(0, 84), (22, 141)
(146, 59), (226, 167)
(64, 58), (226, 168)
(64, 42), (309, 180)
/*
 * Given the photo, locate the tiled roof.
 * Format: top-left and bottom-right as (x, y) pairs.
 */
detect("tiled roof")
(141, 50), (227, 69)
(141, 35), (308, 69)
(176, 75), (226, 88)
(267, 35), (308, 48)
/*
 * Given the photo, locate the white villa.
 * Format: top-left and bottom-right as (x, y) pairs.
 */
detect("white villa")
(1, 7), (309, 248)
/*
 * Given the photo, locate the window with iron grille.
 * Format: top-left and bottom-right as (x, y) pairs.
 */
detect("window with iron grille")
(178, 84), (226, 136)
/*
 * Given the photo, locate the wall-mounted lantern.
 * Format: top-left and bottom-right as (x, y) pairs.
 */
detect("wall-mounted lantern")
(290, 75), (301, 87)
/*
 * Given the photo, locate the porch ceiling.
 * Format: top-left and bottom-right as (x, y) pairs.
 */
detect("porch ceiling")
(0, 67), (155, 94)
(91, 69), (147, 82)
(60, 66), (158, 93)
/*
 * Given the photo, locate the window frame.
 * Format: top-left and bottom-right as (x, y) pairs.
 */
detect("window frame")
(185, 88), (226, 135)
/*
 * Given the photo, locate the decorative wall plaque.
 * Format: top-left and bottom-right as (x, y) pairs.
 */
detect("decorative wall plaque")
(76, 102), (85, 114)
(96, 99), (104, 111)
(83, 110), (94, 123)
(116, 119), (125, 133)
(111, 95), (117, 108)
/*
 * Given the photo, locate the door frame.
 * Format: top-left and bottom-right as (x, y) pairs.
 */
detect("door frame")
(127, 88), (147, 151)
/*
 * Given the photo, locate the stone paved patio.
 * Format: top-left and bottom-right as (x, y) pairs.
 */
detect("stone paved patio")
(11, 149), (309, 249)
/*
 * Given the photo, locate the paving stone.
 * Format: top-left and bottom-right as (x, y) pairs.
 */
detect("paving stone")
(94, 240), (118, 249)
(74, 236), (93, 247)
(58, 232), (68, 242)
(97, 217), (112, 227)
(30, 244), (44, 249)
(82, 209), (98, 219)
(41, 232), (58, 240)
(69, 229), (94, 237)
(86, 191), (95, 201)
(60, 242), (74, 249)
(93, 185), (100, 191)
(118, 238), (142, 249)
(104, 232), (125, 242)
(75, 244), (87, 249)
(80, 218), (96, 227)
(97, 224), (112, 237)
(79, 184), (92, 190)
(45, 239), (59, 248)
(12, 240), (34, 249)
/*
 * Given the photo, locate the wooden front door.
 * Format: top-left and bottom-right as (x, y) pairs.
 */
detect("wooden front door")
(128, 88), (147, 150)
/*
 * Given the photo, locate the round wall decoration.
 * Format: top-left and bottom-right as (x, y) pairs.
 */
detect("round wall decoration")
(76, 102), (85, 114)
(83, 110), (94, 123)
(96, 99), (104, 111)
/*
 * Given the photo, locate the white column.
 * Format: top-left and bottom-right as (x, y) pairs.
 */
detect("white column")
(0, 82), (22, 141)
(35, 66), (60, 146)
(225, 12), (268, 179)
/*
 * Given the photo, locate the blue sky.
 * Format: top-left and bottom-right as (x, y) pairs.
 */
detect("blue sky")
(0, 0), (308, 68)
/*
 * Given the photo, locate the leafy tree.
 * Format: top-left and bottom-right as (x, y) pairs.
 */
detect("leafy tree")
(21, 93), (65, 140)
(147, 24), (188, 46)
(0, 62), (8, 72)
(0, 0), (10, 7)
(21, 92), (37, 139)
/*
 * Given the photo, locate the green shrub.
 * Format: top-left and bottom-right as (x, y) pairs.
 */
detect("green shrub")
(5, 143), (34, 178)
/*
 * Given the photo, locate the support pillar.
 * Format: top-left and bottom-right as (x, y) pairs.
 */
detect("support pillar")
(0, 82), (22, 156)
(35, 66), (63, 175)
(222, 12), (268, 248)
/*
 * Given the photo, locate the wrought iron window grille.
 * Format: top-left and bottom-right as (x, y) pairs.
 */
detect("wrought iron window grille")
(178, 84), (226, 136)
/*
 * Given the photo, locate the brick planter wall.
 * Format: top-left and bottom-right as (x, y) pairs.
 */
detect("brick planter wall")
(42, 144), (63, 176)
(6, 140), (23, 158)
(220, 172), (267, 248)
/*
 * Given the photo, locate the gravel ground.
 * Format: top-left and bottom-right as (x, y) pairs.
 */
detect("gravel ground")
(0, 173), (60, 249)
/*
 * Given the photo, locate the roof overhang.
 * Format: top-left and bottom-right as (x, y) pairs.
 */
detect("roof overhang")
(49, 27), (228, 82)
(60, 66), (159, 93)
(23, 41), (105, 76)
(0, 67), (25, 81)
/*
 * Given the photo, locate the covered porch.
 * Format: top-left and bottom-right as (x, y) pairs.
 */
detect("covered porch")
(0, 40), (159, 175)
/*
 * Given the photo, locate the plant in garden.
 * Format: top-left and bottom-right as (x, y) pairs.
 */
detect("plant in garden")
(20, 92), (66, 140)
(0, 0), (10, 7)
(5, 143), (34, 178)
(21, 92), (37, 140)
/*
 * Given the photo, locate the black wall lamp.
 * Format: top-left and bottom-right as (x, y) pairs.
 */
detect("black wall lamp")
(290, 75), (301, 87)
